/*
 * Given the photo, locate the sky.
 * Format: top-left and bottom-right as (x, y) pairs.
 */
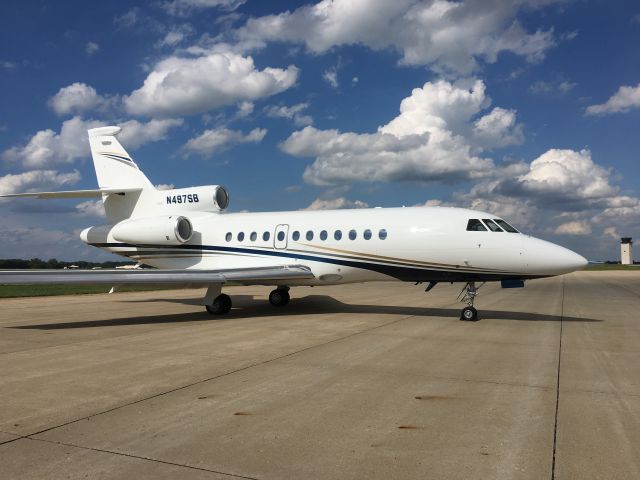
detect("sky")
(1, 0), (639, 261)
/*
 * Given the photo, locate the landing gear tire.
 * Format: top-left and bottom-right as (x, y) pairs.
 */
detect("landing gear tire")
(206, 293), (232, 314)
(269, 289), (290, 307)
(460, 306), (478, 322)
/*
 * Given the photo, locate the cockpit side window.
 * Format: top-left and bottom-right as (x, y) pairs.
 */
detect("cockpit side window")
(466, 219), (487, 231)
(482, 219), (504, 232)
(495, 219), (519, 233)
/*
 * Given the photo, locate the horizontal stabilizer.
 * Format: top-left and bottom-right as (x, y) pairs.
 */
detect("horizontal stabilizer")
(0, 187), (143, 199)
(0, 265), (314, 285)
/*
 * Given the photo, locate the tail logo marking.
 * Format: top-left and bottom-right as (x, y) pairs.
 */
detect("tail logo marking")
(99, 152), (135, 166)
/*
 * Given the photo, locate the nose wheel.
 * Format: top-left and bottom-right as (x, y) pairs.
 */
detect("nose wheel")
(461, 306), (478, 322)
(458, 282), (483, 321)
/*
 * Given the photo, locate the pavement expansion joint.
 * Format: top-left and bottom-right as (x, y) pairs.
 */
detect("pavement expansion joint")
(25, 437), (261, 480)
(550, 277), (565, 480)
(0, 431), (22, 446)
(24, 313), (417, 440)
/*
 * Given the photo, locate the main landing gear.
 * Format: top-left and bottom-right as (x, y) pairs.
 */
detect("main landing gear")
(204, 284), (232, 315)
(206, 293), (232, 314)
(269, 287), (290, 307)
(458, 282), (484, 321)
(204, 285), (292, 314)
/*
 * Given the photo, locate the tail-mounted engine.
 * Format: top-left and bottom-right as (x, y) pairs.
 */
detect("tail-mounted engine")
(111, 215), (193, 245)
(161, 185), (229, 212)
(81, 215), (194, 246)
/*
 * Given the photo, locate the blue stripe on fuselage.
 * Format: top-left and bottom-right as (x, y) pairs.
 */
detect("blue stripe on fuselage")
(89, 242), (537, 282)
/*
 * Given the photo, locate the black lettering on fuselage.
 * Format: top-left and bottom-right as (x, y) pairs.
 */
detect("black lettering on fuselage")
(166, 193), (200, 205)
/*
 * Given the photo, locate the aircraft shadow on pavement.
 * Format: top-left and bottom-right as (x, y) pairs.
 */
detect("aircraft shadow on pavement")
(10, 294), (601, 330)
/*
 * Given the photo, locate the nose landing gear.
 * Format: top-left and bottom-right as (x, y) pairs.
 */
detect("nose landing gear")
(458, 282), (484, 321)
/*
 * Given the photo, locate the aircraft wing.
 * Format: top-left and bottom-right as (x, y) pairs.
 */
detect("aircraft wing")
(0, 188), (143, 199)
(0, 265), (314, 285)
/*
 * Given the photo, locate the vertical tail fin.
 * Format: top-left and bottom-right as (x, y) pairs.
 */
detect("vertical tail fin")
(88, 127), (156, 223)
(88, 127), (153, 189)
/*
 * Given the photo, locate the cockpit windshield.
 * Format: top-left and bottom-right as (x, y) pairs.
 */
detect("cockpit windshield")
(466, 218), (520, 233)
(466, 219), (487, 231)
(482, 219), (503, 232)
(494, 219), (519, 233)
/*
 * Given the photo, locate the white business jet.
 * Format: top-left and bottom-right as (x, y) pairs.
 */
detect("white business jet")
(0, 126), (587, 321)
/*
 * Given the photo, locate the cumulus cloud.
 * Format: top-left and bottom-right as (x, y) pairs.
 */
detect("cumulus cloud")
(555, 220), (591, 235)
(85, 42), (99, 56)
(236, 101), (254, 118)
(323, 67), (338, 88)
(265, 103), (313, 126)
(75, 200), (105, 218)
(163, 0), (246, 16)
(2, 117), (183, 168)
(48, 83), (112, 116)
(2, 117), (104, 168)
(123, 51), (299, 117)
(236, 0), (558, 74)
(0, 226), (87, 260)
(281, 79), (522, 185)
(0, 170), (81, 195)
(117, 118), (184, 149)
(603, 226), (620, 240)
(1, 60), (16, 70)
(471, 107), (524, 150)
(155, 183), (175, 190)
(182, 127), (266, 156)
(586, 83), (640, 115)
(512, 149), (616, 204)
(455, 147), (640, 240)
(529, 79), (576, 95)
(157, 24), (194, 47)
(304, 197), (369, 210)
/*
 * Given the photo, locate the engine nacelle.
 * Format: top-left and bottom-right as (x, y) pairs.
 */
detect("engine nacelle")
(160, 185), (229, 212)
(110, 215), (193, 245)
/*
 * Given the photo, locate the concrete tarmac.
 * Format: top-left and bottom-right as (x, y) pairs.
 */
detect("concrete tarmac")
(0, 271), (639, 479)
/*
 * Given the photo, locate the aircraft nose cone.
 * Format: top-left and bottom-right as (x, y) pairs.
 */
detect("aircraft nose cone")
(562, 248), (588, 272)
(525, 237), (588, 276)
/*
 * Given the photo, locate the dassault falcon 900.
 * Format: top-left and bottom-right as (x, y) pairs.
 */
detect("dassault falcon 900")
(0, 126), (587, 321)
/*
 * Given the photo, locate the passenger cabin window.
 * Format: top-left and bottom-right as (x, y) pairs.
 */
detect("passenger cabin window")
(334, 230), (342, 240)
(466, 219), (487, 231)
(277, 231), (285, 241)
(320, 230), (328, 240)
(225, 232), (232, 242)
(482, 219), (504, 232)
(238, 232), (245, 241)
(495, 219), (519, 233)
(263, 231), (270, 241)
(250, 232), (257, 242)
(349, 229), (357, 240)
(363, 229), (372, 240)
(292, 231), (300, 241)
(306, 230), (314, 241)
(379, 229), (387, 240)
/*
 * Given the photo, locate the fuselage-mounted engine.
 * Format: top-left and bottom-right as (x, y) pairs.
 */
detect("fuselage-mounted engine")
(80, 185), (230, 248)
(81, 215), (194, 246)
(161, 185), (229, 212)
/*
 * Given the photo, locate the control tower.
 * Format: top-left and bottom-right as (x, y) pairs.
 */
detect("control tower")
(621, 237), (633, 265)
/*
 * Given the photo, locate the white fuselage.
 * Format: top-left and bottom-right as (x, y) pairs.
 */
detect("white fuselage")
(85, 206), (587, 286)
